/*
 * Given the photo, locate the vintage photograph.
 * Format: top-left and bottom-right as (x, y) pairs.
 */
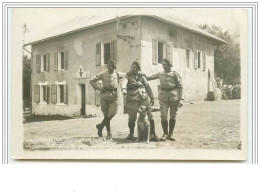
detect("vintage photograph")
(12, 8), (248, 160)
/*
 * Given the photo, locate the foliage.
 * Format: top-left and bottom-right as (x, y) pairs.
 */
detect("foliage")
(23, 55), (31, 106)
(198, 24), (240, 84)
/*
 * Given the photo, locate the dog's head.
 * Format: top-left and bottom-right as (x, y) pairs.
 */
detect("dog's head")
(137, 105), (148, 116)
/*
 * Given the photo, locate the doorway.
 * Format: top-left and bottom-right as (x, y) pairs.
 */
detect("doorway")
(80, 84), (86, 115)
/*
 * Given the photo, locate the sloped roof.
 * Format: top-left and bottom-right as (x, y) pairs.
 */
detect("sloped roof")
(24, 14), (227, 46)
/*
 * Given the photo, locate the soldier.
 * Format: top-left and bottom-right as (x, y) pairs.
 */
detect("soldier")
(145, 59), (184, 141)
(121, 61), (159, 141)
(90, 60), (124, 140)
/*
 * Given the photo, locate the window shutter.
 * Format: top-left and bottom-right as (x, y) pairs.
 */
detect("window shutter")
(64, 50), (69, 70)
(166, 42), (173, 65)
(54, 52), (58, 71)
(194, 50), (198, 70)
(202, 51), (206, 70)
(51, 85), (57, 103)
(152, 40), (158, 65)
(46, 53), (50, 71)
(110, 40), (117, 62)
(96, 43), (101, 66)
(64, 84), (68, 104)
(36, 55), (41, 73)
(34, 85), (40, 103)
(46, 85), (50, 103)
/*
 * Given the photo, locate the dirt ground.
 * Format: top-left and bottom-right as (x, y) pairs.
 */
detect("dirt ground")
(24, 100), (241, 151)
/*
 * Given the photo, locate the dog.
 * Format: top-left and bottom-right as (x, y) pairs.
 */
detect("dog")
(137, 105), (150, 143)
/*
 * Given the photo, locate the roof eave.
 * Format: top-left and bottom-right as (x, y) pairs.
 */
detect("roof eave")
(147, 15), (227, 45)
(24, 15), (136, 46)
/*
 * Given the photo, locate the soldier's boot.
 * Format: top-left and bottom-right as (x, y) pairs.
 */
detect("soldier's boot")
(167, 119), (176, 141)
(96, 117), (110, 137)
(126, 122), (135, 141)
(160, 120), (168, 141)
(106, 121), (112, 140)
(149, 119), (159, 142)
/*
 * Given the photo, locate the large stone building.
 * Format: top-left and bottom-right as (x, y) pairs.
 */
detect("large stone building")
(25, 15), (226, 117)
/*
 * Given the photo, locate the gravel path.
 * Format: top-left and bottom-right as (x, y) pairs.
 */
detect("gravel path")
(24, 100), (241, 151)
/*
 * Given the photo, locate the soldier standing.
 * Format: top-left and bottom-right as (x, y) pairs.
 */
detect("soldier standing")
(146, 59), (184, 141)
(90, 60), (124, 140)
(121, 61), (159, 141)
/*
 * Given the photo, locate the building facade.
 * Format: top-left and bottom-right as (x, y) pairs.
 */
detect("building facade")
(26, 15), (226, 117)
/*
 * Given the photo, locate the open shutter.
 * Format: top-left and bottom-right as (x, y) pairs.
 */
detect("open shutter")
(64, 50), (69, 70)
(54, 52), (58, 71)
(36, 55), (41, 73)
(110, 40), (117, 62)
(96, 43), (101, 66)
(46, 85), (49, 103)
(194, 50), (198, 70)
(202, 51), (206, 70)
(152, 40), (158, 65)
(46, 53), (50, 71)
(34, 85), (40, 103)
(166, 42), (173, 65)
(51, 85), (57, 103)
(64, 84), (68, 104)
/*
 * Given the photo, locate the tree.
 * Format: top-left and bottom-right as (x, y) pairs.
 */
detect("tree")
(23, 54), (31, 108)
(198, 24), (240, 84)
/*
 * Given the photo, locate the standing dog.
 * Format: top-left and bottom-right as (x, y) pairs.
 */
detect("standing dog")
(137, 105), (150, 143)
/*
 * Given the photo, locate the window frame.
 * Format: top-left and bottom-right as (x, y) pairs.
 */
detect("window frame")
(41, 54), (47, 72)
(197, 50), (202, 69)
(186, 49), (190, 68)
(58, 51), (65, 70)
(38, 82), (48, 104)
(54, 81), (67, 105)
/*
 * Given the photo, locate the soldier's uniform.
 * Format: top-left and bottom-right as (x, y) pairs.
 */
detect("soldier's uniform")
(122, 71), (158, 140)
(90, 71), (124, 137)
(147, 69), (183, 140)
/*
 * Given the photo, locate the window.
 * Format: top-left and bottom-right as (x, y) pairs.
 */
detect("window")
(158, 42), (164, 64)
(41, 55), (47, 71)
(42, 85), (47, 102)
(59, 85), (64, 103)
(198, 51), (201, 69)
(96, 40), (117, 66)
(54, 51), (68, 71)
(36, 54), (49, 73)
(58, 51), (65, 70)
(51, 84), (67, 104)
(152, 40), (166, 65)
(34, 84), (49, 104)
(104, 43), (111, 65)
(186, 50), (190, 68)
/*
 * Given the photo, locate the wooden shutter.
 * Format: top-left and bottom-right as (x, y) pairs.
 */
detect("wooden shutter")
(96, 43), (101, 66)
(51, 85), (57, 103)
(202, 51), (206, 70)
(46, 53), (50, 71)
(166, 42), (173, 65)
(34, 85), (40, 103)
(152, 40), (158, 65)
(110, 40), (117, 62)
(64, 84), (68, 104)
(194, 50), (198, 70)
(54, 52), (58, 71)
(36, 55), (41, 73)
(46, 85), (50, 103)
(64, 50), (69, 70)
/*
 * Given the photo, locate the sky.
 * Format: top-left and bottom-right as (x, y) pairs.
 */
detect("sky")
(13, 8), (247, 46)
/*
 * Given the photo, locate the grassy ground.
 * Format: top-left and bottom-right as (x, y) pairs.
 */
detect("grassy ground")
(23, 100), (241, 151)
